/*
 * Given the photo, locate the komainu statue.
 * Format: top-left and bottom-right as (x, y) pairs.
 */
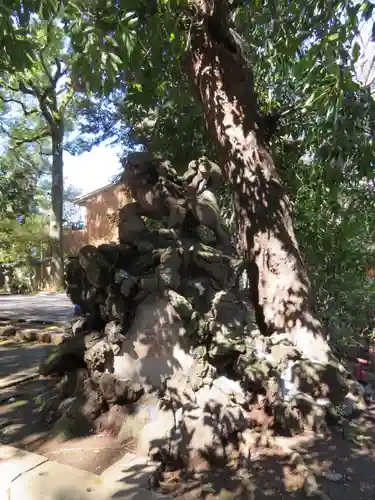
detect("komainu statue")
(119, 153), (232, 249)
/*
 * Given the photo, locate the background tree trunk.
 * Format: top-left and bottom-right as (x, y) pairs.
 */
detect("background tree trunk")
(185, 0), (333, 364)
(49, 125), (65, 289)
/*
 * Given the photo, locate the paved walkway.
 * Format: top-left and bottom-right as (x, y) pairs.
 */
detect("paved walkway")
(0, 292), (74, 323)
(0, 343), (54, 389)
(0, 445), (172, 500)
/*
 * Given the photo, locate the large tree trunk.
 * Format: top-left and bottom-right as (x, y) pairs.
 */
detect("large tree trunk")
(185, 0), (333, 364)
(49, 124), (65, 289)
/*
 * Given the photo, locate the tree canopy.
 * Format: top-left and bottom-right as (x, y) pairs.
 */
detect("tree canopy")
(1, 0), (375, 341)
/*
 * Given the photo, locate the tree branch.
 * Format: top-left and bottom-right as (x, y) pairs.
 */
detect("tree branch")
(0, 95), (39, 116)
(2, 82), (21, 93)
(39, 97), (56, 127)
(13, 130), (51, 146)
(52, 58), (65, 86)
(39, 52), (55, 85)
(18, 81), (36, 96)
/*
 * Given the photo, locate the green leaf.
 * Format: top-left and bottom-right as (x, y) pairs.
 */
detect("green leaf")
(327, 33), (340, 41)
(109, 52), (123, 65)
(363, 1), (374, 21)
(352, 41), (361, 62)
(304, 91), (318, 108)
(121, 30), (136, 57)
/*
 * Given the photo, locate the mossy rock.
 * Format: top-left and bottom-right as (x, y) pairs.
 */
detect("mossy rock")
(291, 359), (348, 405)
(39, 335), (85, 376)
(52, 413), (90, 441)
(236, 354), (270, 388)
(167, 289), (200, 335)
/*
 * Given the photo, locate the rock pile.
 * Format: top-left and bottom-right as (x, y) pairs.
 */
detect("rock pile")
(40, 153), (358, 473)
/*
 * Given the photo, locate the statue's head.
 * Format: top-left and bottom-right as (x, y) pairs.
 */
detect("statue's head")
(122, 152), (156, 168)
(122, 151), (161, 189)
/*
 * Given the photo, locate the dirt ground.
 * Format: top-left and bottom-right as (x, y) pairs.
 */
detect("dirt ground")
(1, 377), (375, 498)
(0, 378), (130, 474)
(156, 408), (375, 500)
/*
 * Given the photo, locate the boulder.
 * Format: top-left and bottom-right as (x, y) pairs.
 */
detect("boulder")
(289, 393), (328, 434)
(179, 277), (219, 314)
(39, 334), (85, 376)
(236, 354), (271, 390)
(54, 152), (354, 478)
(18, 328), (38, 341)
(98, 371), (144, 405)
(137, 399), (177, 459)
(212, 376), (247, 406)
(166, 289), (200, 336)
(72, 316), (93, 336)
(59, 368), (89, 398)
(291, 359), (348, 405)
(195, 384), (232, 410)
(97, 404), (129, 435)
(52, 413), (89, 441)
(273, 400), (304, 436)
(117, 295), (196, 390)
(0, 325), (18, 337)
(179, 408), (224, 471)
(164, 373), (197, 408)
(118, 403), (153, 444)
(105, 321), (126, 345)
(84, 338), (114, 372)
(57, 378), (104, 423)
(157, 247), (182, 290)
(190, 243), (232, 289)
(118, 213), (148, 244)
(120, 273), (139, 297)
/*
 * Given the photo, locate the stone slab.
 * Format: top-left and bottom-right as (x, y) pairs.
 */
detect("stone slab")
(102, 453), (160, 489)
(50, 332), (70, 345)
(0, 445), (173, 500)
(0, 445), (48, 487)
(102, 454), (174, 499)
(5, 459), (106, 500)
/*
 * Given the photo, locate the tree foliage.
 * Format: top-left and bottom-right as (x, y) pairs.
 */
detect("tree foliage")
(0, 9), (93, 286)
(0, 146), (45, 217)
(0, 214), (49, 264)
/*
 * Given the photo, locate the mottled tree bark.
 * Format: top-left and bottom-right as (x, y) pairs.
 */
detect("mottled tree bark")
(185, 0), (333, 364)
(49, 123), (65, 289)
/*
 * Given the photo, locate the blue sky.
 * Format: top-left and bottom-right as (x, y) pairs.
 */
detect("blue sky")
(64, 143), (123, 195)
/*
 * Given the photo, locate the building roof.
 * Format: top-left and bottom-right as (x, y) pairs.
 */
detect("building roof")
(73, 182), (119, 205)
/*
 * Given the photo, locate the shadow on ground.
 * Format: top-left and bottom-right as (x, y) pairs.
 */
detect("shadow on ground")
(105, 415), (375, 500)
(3, 377), (375, 498)
(99, 397), (375, 500)
(0, 376), (127, 475)
(0, 341), (53, 382)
